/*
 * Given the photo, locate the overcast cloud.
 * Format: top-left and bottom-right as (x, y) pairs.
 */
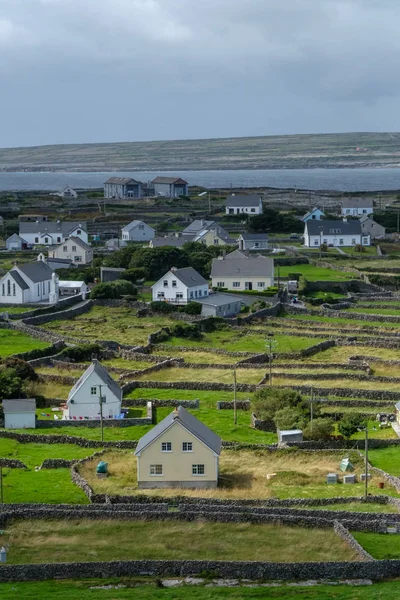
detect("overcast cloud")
(0, 0), (399, 147)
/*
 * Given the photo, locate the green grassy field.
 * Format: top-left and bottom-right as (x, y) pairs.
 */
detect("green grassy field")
(276, 264), (356, 281)
(1, 468), (88, 504)
(0, 519), (358, 564)
(367, 447), (400, 476)
(353, 532), (400, 559)
(284, 312), (400, 329)
(134, 366), (263, 384)
(0, 328), (50, 357)
(347, 307), (400, 316)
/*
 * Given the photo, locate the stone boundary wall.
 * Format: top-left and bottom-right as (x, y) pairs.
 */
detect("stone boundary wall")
(123, 398), (200, 409)
(22, 299), (93, 326)
(12, 340), (66, 361)
(153, 344), (256, 357)
(40, 458), (77, 468)
(227, 302), (282, 324)
(11, 320), (64, 345)
(121, 380), (257, 394)
(36, 414), (152, 429)
(217, 401), (250, 410)
(369, 466), (400, 493)
(333, 521), (376, 561)
(7, 293), (85, 320)
(266, 317), (400, 340)
(0, 430), (138, 449)
(251, 412), (275, 432)
(3, 558), (400, 583)
(93, 299), (148, 309)
(0, 459), (26, 468)
(274, 384), (400, 402)
(321, 308), (400, 323)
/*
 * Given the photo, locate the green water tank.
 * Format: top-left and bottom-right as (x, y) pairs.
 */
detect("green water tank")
(96, 461), (108, 474)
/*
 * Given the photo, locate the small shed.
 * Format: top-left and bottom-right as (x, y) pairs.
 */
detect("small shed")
(6, 234), (28, 251)
(339, 458), (354, 473)
(196, 293), (242, 317)
(278, 429), (303, 444)
(58, 280), (87, 296)
(3, 399), (36, 429)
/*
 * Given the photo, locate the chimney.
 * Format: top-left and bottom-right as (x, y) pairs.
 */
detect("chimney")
(201, 219), (205, 227)
(171, 266), (177, 272)
(172, 408), (179, 419)
(343, 217), (347, 223)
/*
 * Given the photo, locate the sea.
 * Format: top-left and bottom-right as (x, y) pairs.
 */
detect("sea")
(2, 168), (400, 193)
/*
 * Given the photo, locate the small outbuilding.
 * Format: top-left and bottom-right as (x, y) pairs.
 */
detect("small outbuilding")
(195, 293), (242, 317)
(58, 280), (87, 296)
(3, 399), (36, 429)
(277, 429), (303, 444)
(6, 234), (28, 251)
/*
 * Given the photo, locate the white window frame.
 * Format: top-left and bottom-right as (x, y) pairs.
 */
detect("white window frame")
(182, 442), (193, 452)
(232, 282), (240, 288)
(257, 282), (265, 288)
(172, 280), (177, 287)
(217, 281), (225, 288)
(192, 464), (205, 476)
(161, 442), (172, 452)
(157, 292), (165, 298)
(90, 386), (97, 395)
(150, 464), (163, 476)
(175, 292), (183, 299)
(163, 280), (168, 287)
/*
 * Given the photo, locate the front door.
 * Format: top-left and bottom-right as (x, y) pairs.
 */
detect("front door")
(245, 282), (252, 290)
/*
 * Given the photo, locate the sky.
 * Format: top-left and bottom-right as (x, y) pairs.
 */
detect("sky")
(0, 0), (399, 147)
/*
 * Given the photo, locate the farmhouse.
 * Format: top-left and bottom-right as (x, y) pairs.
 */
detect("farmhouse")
(302, 207), (325, 222)
(63, 359), (122, 420)
(0, 261), (56, 304)
(134, 406), (222, 489)
(152, 176), (188, 198)
(104, 177), (143, 199)
(152, 267), (209, 304)
(304, 219), (371, 248)
(48, 237), (93, 265)
(211, 250), (274, 291)
(19, 218), (88, 246)
(341, 198), (374, 217)
(238, 233), (268, 251)
(3, 399), (36, 429)
(359, 215), (386, 239)
(6, 233), (28, 251)
(225, 194), (263, 215)
(121, 220), (155, 242)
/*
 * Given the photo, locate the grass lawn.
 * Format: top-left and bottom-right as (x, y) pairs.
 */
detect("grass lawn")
(367, 447), (400, 476)
(134, 366), (264, 385)
(273, 374), (400, 392)
(81, 448), (393, 501)
(353, 532), (400, 559)
(0, 328), (50, 357)
(0, 438), (96, 468)
(2, 581), (400, 600)
(0, 519), (359, 563)
(0, 306), (34, 314)
(340, 246), (377, 256)
(275, 264), (356, 281)
(151, 349), (245, 364)
(300, 345), (400, 363)
(0, 468), (88, 504)
(285, 312), (400, 330)
(297, 502), (398, 513)
(347, 307), (400, 316)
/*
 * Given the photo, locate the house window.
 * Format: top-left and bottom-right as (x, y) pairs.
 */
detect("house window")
(192, 464), (205, 475)
(190, 291), (193, 299)
(251, 208), (255, 213)
(172, 280), (177, 287)
(57, 237), (61, 243)
(232, 282), (240, 288)
(77, 230), (81, 235)
(35, 237), (39, 243)
(12, 283), (15, 296)
(72, 246), (77, 251)
(363, 209), (367, 214)
(258, 282), (265, 288)
(314, 239), (319, 246)
(157, 292), (165, 298)
(150, 464), (163, 476)
(363, 237), (369, 244)
(90, 386), (97, 395)
(163, 280), (168, 287)
(176, 292), (183, 299)
(339, 239), (344, 245)
(182, 442), (193, 452)
(254, 242), (259, 247)
(74, 256), (82, 262)
(346, 209), (350, 214)
(198, 290), (202, 297)
(161, 442), (172, 452)
(7, 280), (10, 296)
(323, 239), (327, 244)
(217, 282), (225, 288)
(63, 246), (67, 251)
(213, 239), (219, 245)
(352, 238), (356, 245)
(48, 281), (50, 293)
(1, 283), (4, 296)
(139, 224), (144, 230)
(37, 284), (40, 296)
(44, 237), (49, 244)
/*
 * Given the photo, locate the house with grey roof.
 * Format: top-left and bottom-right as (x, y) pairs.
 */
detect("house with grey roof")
(152, 176), (188, 198)
(19, 219), (88, 246)
(359, 215), (386, 240)
(104, 177), (143, 199)
(238, 233), (268, 251)
(0, 261), (55, 304)
(304, 219), (371, 248)
(134, 406), (221, 489)
(226, 194), (263, 215)
(3, 399), (36, 429)
(195, 292), (242, 317)
(63, 359), (122, 420)
(152, 266), (209, 304)
(302, 207), (325, 222)
(211, 250), (274, 291)
(182, 219), (216, 236)
(341, 198), (374, 217)
(48, 236), (93, 266)
(121, 220), (155, 242)
(6, 233), (29, 251)
(149, 234), (195, 248)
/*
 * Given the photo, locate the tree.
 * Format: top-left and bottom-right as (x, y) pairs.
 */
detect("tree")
(354, 244), (366, 253)
(251, 388), (308, 423)
(274, 406), (306, 430)
(320, 243), (328, 252)
(303, 418), (334, 440)
(90, 279), (136, 299)
(2, 358), (37, 381)
(0, 368), (23, 401)
(338, 413), (366, 439)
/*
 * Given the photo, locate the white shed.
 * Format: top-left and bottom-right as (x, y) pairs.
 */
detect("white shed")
(278, 429), (303, 444)
(58, 280), (87, 296)
(3, 399), (36, 429)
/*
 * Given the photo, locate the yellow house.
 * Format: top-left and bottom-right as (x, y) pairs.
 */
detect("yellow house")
(134, 406), (222, 489)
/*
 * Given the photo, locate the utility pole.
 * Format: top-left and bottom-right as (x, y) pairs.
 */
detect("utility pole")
(98, 384), (107, 443)
(0, 465), (3, 506)
(277, 266), (280, 290)
(266, 337), (276, 386)
(208, 192), (211, 215)
(365, 427), (369, 500)
(310, 387), (314, 435)
(233, 364), (237, 425)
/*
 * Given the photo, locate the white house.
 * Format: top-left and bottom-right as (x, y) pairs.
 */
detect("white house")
(121, 220), (155, 242)
(6, 234), (29, 251)
(3, 399), (36, 429)
(302, 207), (325, 222)
(0, 261), (57, 304)
(238, 233), (268, 251)
(19, 219), (88, 246)
(304, 219), (371, 248)
(341, 198), (374, 217)
(152, 177), (188, 198)
(48, 237), (93, 265)
(210, 250), (274, 291)
(63, 360), (122, 420)
(225, 194), (263, 216)
(56, 186), (78, 199)
(134, 406), (221, 489)
(152, 267), (209, 304)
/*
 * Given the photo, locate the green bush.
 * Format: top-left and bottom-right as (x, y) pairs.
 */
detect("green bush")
(287, 273), (302, 281)
(338, 413), (366, 439)
(90, 279), (136, 299)
(303, 418), (334, 440)
(58, 343), (102, 362)
(150, 301), (176, 314)
(181, 302), (202, 315)
(171, 323), (203, 341)
(2, 358), (37, 381)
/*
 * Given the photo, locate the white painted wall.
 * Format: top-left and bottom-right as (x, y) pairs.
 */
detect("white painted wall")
(65, 372), (122, 419)
(226, 203), (262, 215)
(341, 207), (373, 217)
(152, 270), (209, 304)
(122, 222), (155, 242)
(211, 275), (274, 291)
(304, 233), (370, 247)
(5, 412), (36, 429)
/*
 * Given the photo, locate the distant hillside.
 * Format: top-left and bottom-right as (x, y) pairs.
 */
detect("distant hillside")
(1, 132), (400, 172)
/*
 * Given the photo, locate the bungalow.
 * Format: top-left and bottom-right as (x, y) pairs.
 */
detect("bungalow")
(302, 207), (325, 222)
(134, 406), (221, 489)
(63, 359), (122, 420)
(341, 198), (374, 217)
(121, 220), (155, 242)
(152, 267), (209, 304)
(48, 237), (93, 266)
(19, 219), (88, 246)
(238, 233), (268, 251)
(210, 250), (274, 291)
(104, 177), (143, 199)
(182, 220), (216, 236)
(225, 194), (263, 216)
(152, 177), (188, 198)
(0, 261), (56, 304)
(304, 219), (371, 248)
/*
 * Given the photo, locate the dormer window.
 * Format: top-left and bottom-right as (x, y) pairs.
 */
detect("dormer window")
(77, 230), (81, 235)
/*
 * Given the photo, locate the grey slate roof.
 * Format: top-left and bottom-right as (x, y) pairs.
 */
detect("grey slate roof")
(19, 221), (87, 235)
(211, 251), (274, 278)
(171, 267), (208, 287)
(195, 293), (242, 307)
(239, 233), (268, 241)
(151, 235), (195, 248)
(226, 194), (262, 208)
(135, 406), (221, 455)
(342, 198), (374, 209)
(6, 233), (26, 243)
(182, 220), (215, 235)
(46, 257), (73, 265)
(306, 219), (362, 236)
(68, 236), (92, 251)
(152, 176), (188, 185)
(3, 399), (36, 413)
(68, 360), (122, 402)
(104, 177), (141, 185)
(9, 270), (29, 290)
(122, 220), (154, 233)
(17, 261), (53, 283)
